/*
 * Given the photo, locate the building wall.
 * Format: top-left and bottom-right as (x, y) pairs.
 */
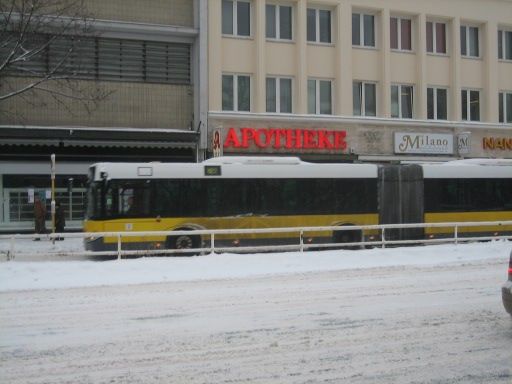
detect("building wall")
(208, 0), (512, 122)
(2, 78), (193, 129)
(2, 0), (196, 130)
(207, 0), (512, 161)
(85, 0), (194, 27)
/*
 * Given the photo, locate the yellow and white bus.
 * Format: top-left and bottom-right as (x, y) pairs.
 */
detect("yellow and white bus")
(83, 157), (512, 252)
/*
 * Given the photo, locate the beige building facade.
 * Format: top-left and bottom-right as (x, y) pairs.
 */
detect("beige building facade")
(206, 0), (512, 162)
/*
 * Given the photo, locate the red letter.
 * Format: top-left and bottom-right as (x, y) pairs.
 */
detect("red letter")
(317, 130), (334, 149)
(241, 128), (257, 148)
(223, 128), (241, 148)
(334, 131), (347, 150)
(303, 130), (318, 149)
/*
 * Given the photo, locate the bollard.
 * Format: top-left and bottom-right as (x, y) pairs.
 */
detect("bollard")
(299, 230), (304, 253)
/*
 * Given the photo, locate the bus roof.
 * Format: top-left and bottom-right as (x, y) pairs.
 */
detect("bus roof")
(90, 159), (379, 180)
(89, 158), (512, 181)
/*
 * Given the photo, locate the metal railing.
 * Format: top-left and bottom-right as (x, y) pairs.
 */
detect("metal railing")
(1, 220), (511, 261)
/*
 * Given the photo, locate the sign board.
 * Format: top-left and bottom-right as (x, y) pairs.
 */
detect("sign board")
(222, 127), (347, 151)
(394, 133), (454, 155)
(212, 130), (223, 157)
(457, 132), (471, 155)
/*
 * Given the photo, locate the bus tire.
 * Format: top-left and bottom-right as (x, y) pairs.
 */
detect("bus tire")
(333, 225), (362, 250)
(166, 232), (201, 256)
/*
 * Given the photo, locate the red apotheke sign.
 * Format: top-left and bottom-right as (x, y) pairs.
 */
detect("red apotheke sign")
(223, 127), (347, 151)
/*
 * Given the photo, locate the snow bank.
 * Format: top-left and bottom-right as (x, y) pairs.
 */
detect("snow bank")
(0, 238), (510, 292)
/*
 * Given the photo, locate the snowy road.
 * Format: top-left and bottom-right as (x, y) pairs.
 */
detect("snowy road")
(1, 255), (511, 383)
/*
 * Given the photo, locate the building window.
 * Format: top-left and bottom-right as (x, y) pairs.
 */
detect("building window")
(0, 33), (191, 84)
(222, 0), (251, 37)
(391, 85), (413, 118)
(499, 92), (512, 123)
(390, 17), (412, 51)
(308, 79), (332, 115)
(498, 29), (512, 60)
(460, 25), (479, 57)
(426, 21), (446, 54)
(266, 4), (292, 40)
(266, 77), (292, 113)
(353, 81), (376, 116)
(352, 13), (375, 47)
(427, 87), (448, 120)
(222, 74), (251, 112)
(461, 89), (480, 121)
(307, 8), (331, 43)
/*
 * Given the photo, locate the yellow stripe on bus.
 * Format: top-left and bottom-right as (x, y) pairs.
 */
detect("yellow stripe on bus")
(84, 213), (379, 244)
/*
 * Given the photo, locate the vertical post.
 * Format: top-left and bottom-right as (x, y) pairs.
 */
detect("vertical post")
(50, 154), (56, 245)
(211, 233), (215, 254)
(454, 225), (458, 245)
(300, 230), (304, 253)
(9, 235), (15, 261)
(381, 228), (386, 249)
(68, 178), (73, 222)
(117, 233), (122, 260)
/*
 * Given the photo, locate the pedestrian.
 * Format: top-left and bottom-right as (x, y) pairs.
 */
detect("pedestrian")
(34, 194), (46, 239)
(55, 200), (66, 240)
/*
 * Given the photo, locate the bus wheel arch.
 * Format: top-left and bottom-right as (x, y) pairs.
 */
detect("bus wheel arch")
(332, 223), (362, 247)
(165, 225), (203, 253)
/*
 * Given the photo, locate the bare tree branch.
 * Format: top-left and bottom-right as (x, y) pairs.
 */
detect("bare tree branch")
(0, 0), (109, 119)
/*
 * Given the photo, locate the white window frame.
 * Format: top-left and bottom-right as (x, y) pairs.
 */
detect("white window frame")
(460, 24), (480, 58)
(498, 28), (512, 61)
(308, 78), (333, 115)
(353, 81), (377, 116)
(391, 84), (414, 119)
(390, 16), (413, 52)
(222, 73), (251, 112)
(352, 12), (376, 48)
(222, 0), (252, 38)
(499, 91), (512, 123)
(427, 86), (448, 120)
(426, 20), (447, 55)
(461, 88), (480, 121)
(307, 7), (332, 44)
(266, 3), (293, 41)
(266, 76), (293, 113)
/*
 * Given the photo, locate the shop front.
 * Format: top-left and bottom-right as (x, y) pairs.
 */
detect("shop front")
(207, 112), (512, 163)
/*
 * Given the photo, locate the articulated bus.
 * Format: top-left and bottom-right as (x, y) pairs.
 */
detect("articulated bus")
(83, 157), (512, 252)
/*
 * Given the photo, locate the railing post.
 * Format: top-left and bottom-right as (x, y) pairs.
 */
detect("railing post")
(381, 228), (386, 249)
(211, 233), (215, 254)
(454, 224), (458, 245)
(300, 230), (304, 253)
(117, 234), (122, 260)
(9, 235), (15, 261)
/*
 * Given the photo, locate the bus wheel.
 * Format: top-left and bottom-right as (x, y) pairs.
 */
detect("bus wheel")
(333, 226), (362, 250)
(166, 233), (200, 256)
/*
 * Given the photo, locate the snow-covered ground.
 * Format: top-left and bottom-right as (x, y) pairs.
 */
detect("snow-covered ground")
(0, 237), (510, 292)
(1, 239), (511, 384)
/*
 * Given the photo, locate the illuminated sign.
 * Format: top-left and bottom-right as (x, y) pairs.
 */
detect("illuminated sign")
(483, 137), (512, 150)
(223, 127), (347, 151)
(394, 133), (454, 154)
(204, 165), (221, 176)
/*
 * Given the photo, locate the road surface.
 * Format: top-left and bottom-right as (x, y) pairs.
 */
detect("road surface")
(1, 257), (511, 383)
